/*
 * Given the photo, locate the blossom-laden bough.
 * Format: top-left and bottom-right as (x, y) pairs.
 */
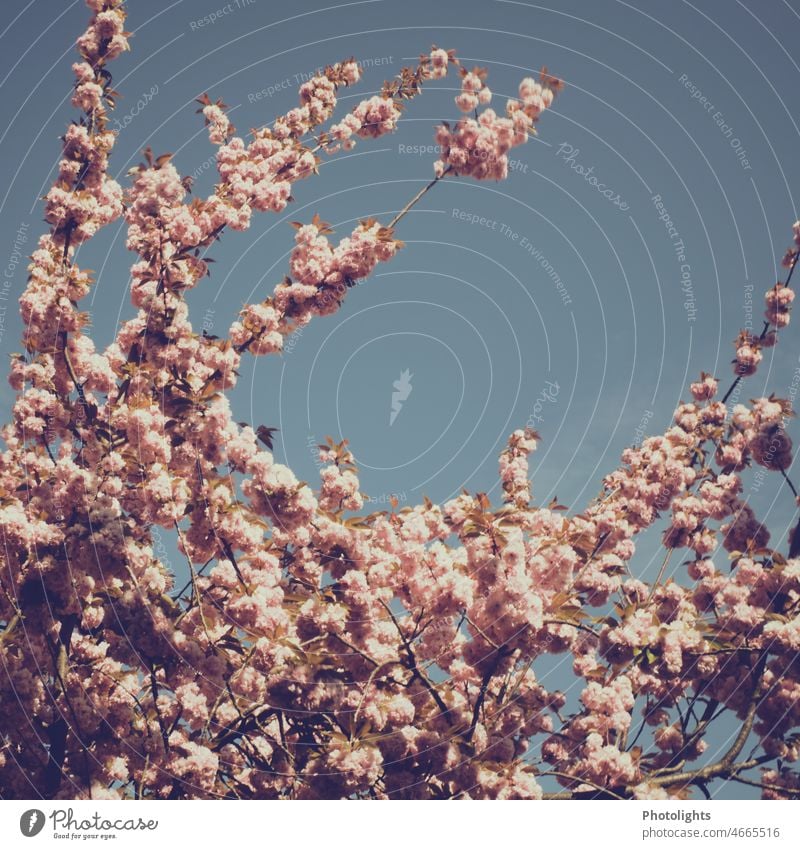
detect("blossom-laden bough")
(1, 0), (799, 801)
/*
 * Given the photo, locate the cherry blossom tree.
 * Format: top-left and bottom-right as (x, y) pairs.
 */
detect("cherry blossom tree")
(1, 0), (799, 801)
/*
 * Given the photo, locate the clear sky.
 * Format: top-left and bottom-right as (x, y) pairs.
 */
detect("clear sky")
(1, 0), (798, 799)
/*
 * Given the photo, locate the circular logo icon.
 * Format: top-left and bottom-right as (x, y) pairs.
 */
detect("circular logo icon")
(19, 810), (45, 837)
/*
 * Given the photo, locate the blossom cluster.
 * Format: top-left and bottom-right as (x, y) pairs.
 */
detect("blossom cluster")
(434, 70), (559, 180)
(732, 231), (798, 378)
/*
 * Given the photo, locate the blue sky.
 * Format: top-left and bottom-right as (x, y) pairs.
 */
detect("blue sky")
(1, 0), (799, 798)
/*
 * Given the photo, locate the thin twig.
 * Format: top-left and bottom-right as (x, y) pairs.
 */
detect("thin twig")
(387, 166), (451, 229)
